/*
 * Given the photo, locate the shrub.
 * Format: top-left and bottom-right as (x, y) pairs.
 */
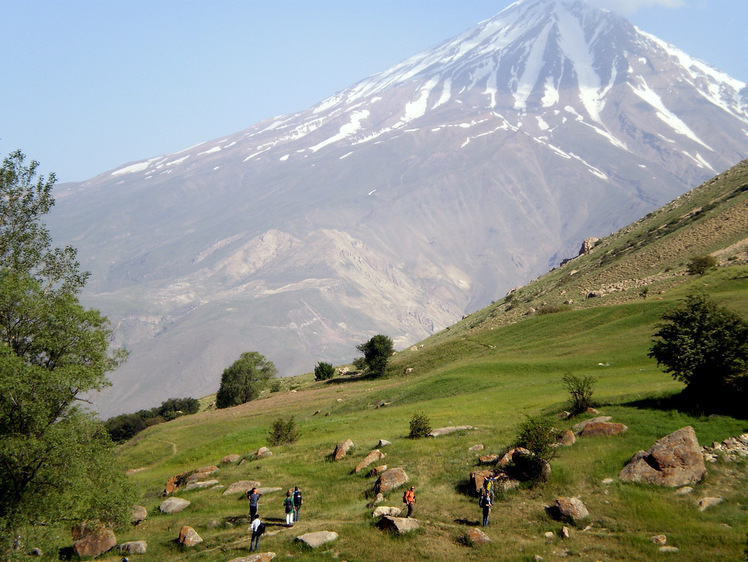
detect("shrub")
(356, 334), (394, 377)
(686, 255), (717, 275)
(562, 373), (596, 415)
(269, 379), (282, 392)
(408, 412), (432, 438)
(267, 416), (298, 446)
(314, 361), (336, 381)
(513, 415), (556, 460)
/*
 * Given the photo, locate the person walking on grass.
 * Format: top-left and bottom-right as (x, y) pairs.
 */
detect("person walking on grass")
(248, 487), (262, 521)
(479, 488), (492, 527)
(292, 486), (303, 522)
(249, 516), (265, 551)
(284, 489), (295, 527)
(403, 486), (416, 518)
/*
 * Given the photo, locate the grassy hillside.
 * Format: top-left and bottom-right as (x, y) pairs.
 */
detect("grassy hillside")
(27, 161), (748, 559)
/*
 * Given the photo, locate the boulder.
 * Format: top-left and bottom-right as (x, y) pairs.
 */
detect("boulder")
(222, 480), (262, 497)
(571, 416), (612, 435)
(178, 525), (203, 547)
(462, 527), (491, 545)
(222, 454), (241, 464)
(497, 447), (531, 467)
(256, 486), (283, 495)
(619, 426), (706, 487)
(333, 439), (355, 460)
(375, 467), (409, 494)
(119, 540), (147, 555)
(548, 497), (590, 524)
(71, 522), (117, 558)
(131, 505), (148, 524)
(557, 430), (576, 446)
(228, 554), (276, 562)
(296, 531), (339, 548)
(367, 492), (385, 508)
(252, 447), (273, 459)
(354, 449), (386, 473)
(493, 471), (521, 493)
(372, 506), (402, 518)
(368, 464), (388, 477)
(377, 516), (420, 534)
(377, 439), (391, 447)
(469, 444), (485, 452)
(697, 497), (723, 511)
(469, 470), (494, 495)
(184, 479), (219, 491)
(159, 497), (190, 514)
(650, 535), (667, 545)
(165, 465), (219, 494)
(429, 425), (473, 437)
(479, 454), (499, 464)
(580, 422), (628, 437)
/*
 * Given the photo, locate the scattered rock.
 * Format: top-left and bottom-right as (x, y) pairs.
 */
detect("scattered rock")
(367, 492), (385, 508)
(479, 454), (499, 464)
(375, 467), (409, 494)
(585, 407), (600, 414)
(497, 447), (531, 467)
(462, 527), (491, 545)
(377, 516), (420, 534)
(493, 472), (521, 493)
(252, 447), (273, 459)
(178, 526), (203, 547)
(71, 522), (117, 558)
(619, 426), (706, 487)
(697, 496), (723, 511)
(548, 497), (590, 524)
(702, 433), (748, 461)
(557, 430), (575, 446)
(296, 531), (339, 548)
(650, 535), (667, 545)
(659, 546), (680, 553)
(377, 439), (391, 448)
(354, 449), (386, 473)
(222, 454), (241, 464)
(429, 425), (473, 437)
(469, 444), (485, 452)
(368, 464), (388, 477)
(222, 480), (262, 497)
(131, 505), (147, 524)
(675, 486), (694, 495)
(30, 548), (43, 556)
(184, 479), (220, 491)
(544, 531), (555, 542)
(256, 487), (283, 495)
(333, 439), (355, 460)
(159, 497), (190, 514)
(165, 466), (219, 494)
(372, 506), (402, 518)
(119, 540), (147, 555)
(580, 422), (628, 437)
(561, 526), (570, 539)
(228, 554), (276, 562)
(601, 478), (614, 485)
(571, 416), (612, 435)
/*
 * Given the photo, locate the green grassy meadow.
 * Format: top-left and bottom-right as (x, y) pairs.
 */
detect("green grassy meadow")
(52, 265), (744, 561)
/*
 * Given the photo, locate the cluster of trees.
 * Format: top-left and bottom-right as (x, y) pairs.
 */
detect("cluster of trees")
(105, 397), (200, 443)
(0, 151), (133, 547)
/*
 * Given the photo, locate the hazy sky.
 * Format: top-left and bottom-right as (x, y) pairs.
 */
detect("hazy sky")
(2, 0), (746, 183)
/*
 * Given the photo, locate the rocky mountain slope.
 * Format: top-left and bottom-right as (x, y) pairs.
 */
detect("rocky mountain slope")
(46, 0), (748, 416)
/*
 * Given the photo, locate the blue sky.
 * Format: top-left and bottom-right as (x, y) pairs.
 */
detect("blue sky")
(2, 0), (746, 183)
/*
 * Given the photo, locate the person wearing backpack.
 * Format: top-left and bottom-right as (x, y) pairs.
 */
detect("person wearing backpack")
(292, 486), (303, 522)
(249, 516), (265, 551)
(403, 486), (416, 518)
(479, 488), (492, 527)
(284, 489), (295, 527)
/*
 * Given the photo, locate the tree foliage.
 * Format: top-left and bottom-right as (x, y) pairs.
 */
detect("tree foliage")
(0, 151), (132, 542)
(216, 351), (277, 408)
(649, 291), (748, 408)
(105, 396), (200, 443)
(408, 411), (432, 438)
(562, 372), (596, 415)
(267, 416), (299, 446)
(355, 334), (394, 377)
(314, 361), (336, 381)
(686, 255), (717, 276)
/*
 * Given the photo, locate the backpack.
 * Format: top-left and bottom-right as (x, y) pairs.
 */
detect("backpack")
(402, 491), (408, 504)
(293, 490), (302, 506)
(257, 522), (266, 535)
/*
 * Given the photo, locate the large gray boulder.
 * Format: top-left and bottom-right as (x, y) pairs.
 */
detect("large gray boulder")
(549, 497), (590, 524)
(71, 522), (117, 558)
(159, 497), (190, 514)
(377, 516), (420, 534)
(178, 525), (203, 547)
(296, 531), (339, 548)
(374, 467), (409, 494)
(119, 540), (147, 555)
(222, 480), (262, 496)
(619, 426), (706, 487)
(372, 506), (402, 518)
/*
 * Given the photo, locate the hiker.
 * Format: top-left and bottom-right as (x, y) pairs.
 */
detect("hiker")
(483, 473), (495, 502)
(479, 488), (492, 527)
(249, 516), (265, 551)
(403, 486), (416, 518)
(247, 487), (262, 520)
(284, 489), (295, 527)
(292, 486), (303, 522)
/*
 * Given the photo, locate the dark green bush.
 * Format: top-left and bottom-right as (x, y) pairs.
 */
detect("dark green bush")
(562, 373), (596, 415)
(267, 416), (299, 446)
(314, 361), (336, 381)
(409, 411), (432, 439)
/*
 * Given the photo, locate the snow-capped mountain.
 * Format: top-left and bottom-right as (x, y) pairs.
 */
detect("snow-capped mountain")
(48, 0), (748, 416)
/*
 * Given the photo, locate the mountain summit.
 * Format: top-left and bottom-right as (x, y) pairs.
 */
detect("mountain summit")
(48, 0), (748, 416)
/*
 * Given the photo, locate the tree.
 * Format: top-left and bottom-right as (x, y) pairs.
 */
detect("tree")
(216, 351), (278, 408)
(562, 373), (596, 415)
(267, 416), (299, 446)
(649, 291), (748, 406)
(408, 411), (432, 438)
(314, 361), (336, 381)
(355, 334), (394, 377)
(686, 255), (717, 276)
(0, 151), (132, 544)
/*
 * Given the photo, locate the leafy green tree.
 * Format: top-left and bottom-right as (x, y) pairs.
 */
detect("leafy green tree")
(267, 416), (298, 446)
(356, 334), (394, 377)
(686, 255), (717, 276)
(314, 361), (336, 381)
(216, 351), (278, 408)
(649, 291), (748, 405)
(0, 151), (132, 544)
(408, 411), (432, 438)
